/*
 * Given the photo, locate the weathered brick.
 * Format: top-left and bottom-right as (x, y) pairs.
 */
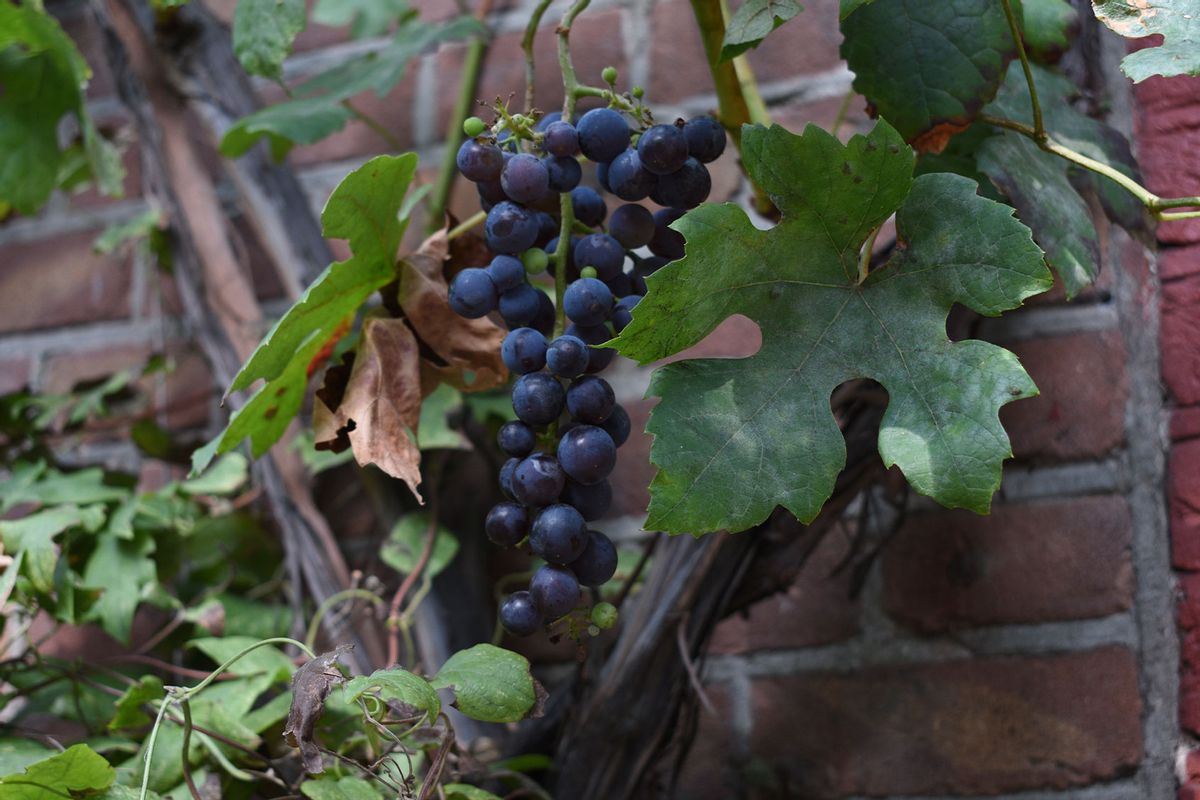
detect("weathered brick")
(1173, 406), (1200, 443)
(771, 93), (873, 139)
(0, 358), (33, 396)
(0, 230), (132, 334)
(882, 498), (1134, 631)
(1179, 573), (1200, 734)
(674, 683), (741, 800)
(1133, 69), (1200, 245)
(711, 529), (860, 652)
(1171, 440), (1200, 570)
(1000, 331), (1128, 462)
(1162, 243), (1200, 283)
(749, 646), (1142, 797)
(1163, 272), (1200, 406)
(649, 0), (716, 104)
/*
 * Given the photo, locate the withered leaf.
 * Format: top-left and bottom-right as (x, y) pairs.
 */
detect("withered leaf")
(313, 316), (425, 500)
(283, 645), (352, 774)
(398, 229), (507, 392)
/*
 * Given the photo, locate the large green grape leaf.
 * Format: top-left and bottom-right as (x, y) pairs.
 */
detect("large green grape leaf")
(191, 154), (417, 475)
(0, 744), (114, 799)
(719, 0), (804, 61)
(840, 0), (1017, 149)
(614, 122), (1050, 534)
(430, 644), (539, 723)
(1093, 0), (1200, 81)
(233, 0), (307, 79)
(0, 5), (123, 213)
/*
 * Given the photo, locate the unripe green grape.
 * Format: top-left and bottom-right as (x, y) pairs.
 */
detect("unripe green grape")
(591, 602), (618, 630)
(601, 66), (618, 85)
(631, 86), (644, 99)
(580, 266), (598, 279)
(463, 116), (486, 137)
(522, 248), (549, 274)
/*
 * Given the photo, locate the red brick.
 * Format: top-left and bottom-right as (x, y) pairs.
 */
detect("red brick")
(1171, 440), (1200, 569)
(0, 358), (32, 396)
(609, 397), (653, 518)
(659, 314), (762, 363)
(71, 130), (144, 209)
(1179, 573), (1200, 733)
(772, 93), (874, 140)
(711, 529), (860, 652)
(649, 0), (716, 104)
(1133, 70), (1200, 245)
(1163, 244), (1200, 283)
(0, 230), (132, 334)
(749, 646), (1142, 797)
(1174, 406), (1200, 442)
(882, 498), (1134, 631)
(1000, 331), (1128, 462)
(1164, 273), (1200, 406)
(674, 684), (740, 800)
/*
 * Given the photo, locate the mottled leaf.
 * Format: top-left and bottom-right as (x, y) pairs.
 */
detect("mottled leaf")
(443, 785), (502, 800)
(720, 0), (804, 60)
(83, 529), (156, 642)
(430, 644), (538, 723)
(1093, 0), (1200, 80)
(380, 513), (458, 579)
(190, 636), (295, 683)
(0, 506), (86, 593)
(614, 122), (1050, 533)
(233, 0), (307, 79)
(417, 383), (468, 450)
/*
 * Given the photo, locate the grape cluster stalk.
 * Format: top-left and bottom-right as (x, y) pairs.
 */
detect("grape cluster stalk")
(447, 77), (726, 637)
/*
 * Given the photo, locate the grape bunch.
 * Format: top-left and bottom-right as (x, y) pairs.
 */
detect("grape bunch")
(447, 82), (726, 637)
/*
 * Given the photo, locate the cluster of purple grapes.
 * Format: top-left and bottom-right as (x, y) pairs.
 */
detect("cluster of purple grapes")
(446, 98), (725, 636)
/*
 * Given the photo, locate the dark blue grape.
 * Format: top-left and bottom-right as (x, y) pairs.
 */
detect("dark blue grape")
(501, 327), (548, 374)
(565, 322), (617, 373)
(574, 233), (625, 281)
(511, 373), (565, 426)
(637, 123), (689, 175)
(543, 155), (582, 192)
(448, 268), (498, 318)
(456, 139), (504, 182)
(608, 204), (654, 249)
(543, 121), (579, 157)
(639, 255), (669, 274)
(488, 255), (526, 293)
(486, 201), (539, 254)
(650, 158), (710, 209)
(563, 277), (613, 326)
(684, 115), (726, 163)
(577, 108), (629, 163)
(478, 177), (506, 207)
(557, 424), (616, 485)
(598, 403), (630, 447)
(535, 111), (563, 132)
(570, 530), (618, 586)
(499, 283), (542, 328)
(562, 478), (612, 521)
(530, 504), (588, 564)
(566, 375), (614, 424)
(501, 154), (550, 204)
(630, 270), (647, 296)
(546, 335), (590, 378)
(596, 161), (612, 193)
(486, 502), (529, 547)
(500, 591), (543, 636)
(535, 212), (558, 247)
(530, 564), (581, 619)
(611, 295), (640, 332)
(649, 209), (686, 260)
(499, 457), (519, 498)
(605, 270), (632, 297)
(531, 290), (556, 337)
(607, 149), (657, 201)
(497, 420), (536, 457)
(512, 452), (565, 506)
(570, 186), (607, 228)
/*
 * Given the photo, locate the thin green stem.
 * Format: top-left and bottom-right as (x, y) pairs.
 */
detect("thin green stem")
(179, 695), (202, 800)
(523, 0), (554, 112)
(553, 191), (575, 338)
(557, 0), (593, 120)
(447, 209), (487, 240)
(999, 0), (1044, 139)
(831, 89), (855, 137)
(183, 637), (315, 698)
(720, 0), (769, 125)
(139, 694), (173, 800)
(1155, 197), (1200, 210)
(858, 224), (881, 284)
(305, 589), (385, 652)
(340, 100), (404, 152)
(1160, 210), (1200, 221)
(426, 35), (490, 231)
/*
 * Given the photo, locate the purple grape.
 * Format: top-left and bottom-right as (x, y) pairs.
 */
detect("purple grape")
(576, 108), (629, 163)
(530, 564), (581, 619)
(531, 290), (556, 337)
(569, 530), (618, 586)
(543, 155), (582, 192)
(598, 403), (630, 447)
(497, 420), (536, 457)
(563, 277), (614, 327)
(565, 322), (617, 373)
(574, 233), (625, 281)
(512, 452), (565, 506)
(557, 424), (617, 485)
(499, 283), (542, 328)
(546, 335), (590, 378)
(648, 209), (686, 260)
(535, 111), (563, 132)
(566, 375), (614, 424)
(486, 201), (539, 254)
(546, 236), (581, 281)
(501, 327), (548, 374)
(608, 204), (655, 249)
(684, 115), (726, 163)
(488, 255), (526, 292)
(500, 591), (543, 636)
(448, 268), (498, 319)
(543, 121), (579, 157)
(511, 373), (565, 426)
(562, 479), (612, 521)
(611, 295), (640, 332)
(502, 154), (550, 204)
(605, 270), (633, 297)
(457, 139), (504, 182)
(530, 504), (588, 564)
(637, 123), (689, 175)
(499, 457), (519, 499)
(607, 149), (657, 201)
(535, 212), (558, 247)
(639, 255), (669, 275)
(478, 177), (506, 207)
(571, 186), (607, 228)
(650, 158), (711, 209)
(486, 502), (529, 547)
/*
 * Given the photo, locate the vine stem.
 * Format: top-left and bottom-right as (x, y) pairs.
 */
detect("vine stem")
(522, 0), (554, 112)
(179, 695), (202, 800)
(446, 209), (486, 240)
(305, 588), (385, 652)
(385, 458), (444, 667)
(998, 0), (1044, 140)
(557, 0), (592, 120)
(341, 100), (405, 152)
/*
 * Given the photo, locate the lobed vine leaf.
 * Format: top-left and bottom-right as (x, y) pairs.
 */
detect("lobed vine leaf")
(0, 744), (114, 799)
(1093, 0), (1200, 81)
(613, 121), (1051, 534)
(719, 0), (804, 61)
(840, 0), (1017, 151)
(430, 644), (541, 723)
(233, 0), (307, 79)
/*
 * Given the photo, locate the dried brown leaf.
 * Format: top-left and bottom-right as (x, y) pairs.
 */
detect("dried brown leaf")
(283, 645), (352, 774)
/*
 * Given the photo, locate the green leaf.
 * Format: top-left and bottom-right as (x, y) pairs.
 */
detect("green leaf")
(342, 668), (441, 720)
(1, 464), (127, 514)
(220, 97), (354, 160)
(418, 382), (468, 450)
(840, 0), (1016, 146)
(719, 0), (803, 60)
(301, 776), (385, 800)
(180, 453), (249, 496)
(0, 506), (86, 593)
(1093, 0), (1200, 80)
(0, 744), (114, 799)
(430, 644), (538, 723)
(613, 121), (1050, 533)
(233, 0), (307, 79)
(83, 529), (156, 642)
(0, 739), (51, 776)
(839, 0), (875, 19)
(313, 0), (410, 39)
(443, 785), (502, 800)
(1021, 0), (1078, 63)
(109, 675), (165, 731)
(94, 207), (161, 255)
(381, 513), (458, 579)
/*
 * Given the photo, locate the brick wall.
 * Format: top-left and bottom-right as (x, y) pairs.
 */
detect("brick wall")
(3, 0), (1191, 797)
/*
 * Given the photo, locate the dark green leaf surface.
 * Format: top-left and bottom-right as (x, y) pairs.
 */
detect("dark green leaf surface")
(109, 675), (165, 731)
(614, 122), (1050, 534)
(342, 668), (441, 720)
(83, 529), (156, 642)
(431, 644), (538, 723)
(1093, 0), (1200, 80)
(720, 0), (804, 60)
(1021, 0), (1078, 62)
(840, 0), (1016, 146)
(0, 744), (114, 799)
(233, 0), (307, 78)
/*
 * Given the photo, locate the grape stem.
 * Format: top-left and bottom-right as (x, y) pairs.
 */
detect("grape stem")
(998, 0), (1045, 141)
(522, 0), (554, 112)
(447, 209), (487, 240)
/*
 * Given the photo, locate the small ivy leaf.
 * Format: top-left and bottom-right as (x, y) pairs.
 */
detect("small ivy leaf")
(381, 513), (459, 579)
(312, 316), (425, 499)
(283, 646), (353, 775)
(83, 529), (156, 643)
(0, 739), (51, 776)
(840, 0), (1017, 151)
(0, 506), (86, 593)
(1021, 0), (1079, 63)
(313, 0), (410, 40)
(233, 0), (307, 79)
(1093, 0), (1200, 81)
(0, 744), (114, 799)
(301, 776), (385, 800)
(417, 383), (470, 450)
(719, 0), (804, 61)
(614, 121), (1051, 534)
(443, 785), (503, 800)
(430, 644), (542, 723)
(179, 453), (250, 496)
(109, 675), (165, 731)
(342, 668), (442, 721)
